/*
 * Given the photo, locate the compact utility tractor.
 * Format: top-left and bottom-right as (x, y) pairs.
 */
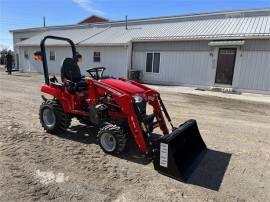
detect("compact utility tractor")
(35, 36), (207, 181)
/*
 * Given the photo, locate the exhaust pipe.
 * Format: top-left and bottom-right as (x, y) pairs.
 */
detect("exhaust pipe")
(153, 119), (207, 182)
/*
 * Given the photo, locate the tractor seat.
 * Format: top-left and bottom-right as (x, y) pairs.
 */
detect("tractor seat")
(67, 80), (88, 94)
(74, 80), (88, 90)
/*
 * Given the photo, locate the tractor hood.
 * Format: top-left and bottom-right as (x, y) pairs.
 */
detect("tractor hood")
(100, 79), (145, 95)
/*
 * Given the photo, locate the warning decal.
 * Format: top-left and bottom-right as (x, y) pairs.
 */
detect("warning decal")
(160, 143), (168, 167)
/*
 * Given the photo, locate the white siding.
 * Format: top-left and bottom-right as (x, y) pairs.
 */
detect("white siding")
(236, 51), (270, 91)
(78, 46), (129, 78)
(233, 40), (270, 91)
(132, 41), (213, 86)
(19, 46), (43, 73)
(13, 30), (45, 50)
(18, 40), (269, 93)
(13, 30), (45, 69)
(132, 40), (270, 92)
(19, 46), (129, 78)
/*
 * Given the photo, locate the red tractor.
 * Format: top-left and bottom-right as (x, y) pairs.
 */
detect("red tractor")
(35, 36), (207, 182)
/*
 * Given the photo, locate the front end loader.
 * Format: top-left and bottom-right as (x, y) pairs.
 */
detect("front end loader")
(35, 35), (207, 182)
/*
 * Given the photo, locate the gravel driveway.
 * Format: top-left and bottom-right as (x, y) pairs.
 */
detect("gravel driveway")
(0, 70), (269, 201)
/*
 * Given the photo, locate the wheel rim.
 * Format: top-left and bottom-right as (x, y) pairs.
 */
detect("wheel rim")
(42, 108), (56, 129)
(100, 133), (116, 152)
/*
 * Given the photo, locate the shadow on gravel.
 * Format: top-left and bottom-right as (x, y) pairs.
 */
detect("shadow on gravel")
(53, 125), (151, 165)
(48, 125), (98, 144)
(52, 125), (230, 190)
(118, 138), (152, 165)
(187, 149), (231, 191)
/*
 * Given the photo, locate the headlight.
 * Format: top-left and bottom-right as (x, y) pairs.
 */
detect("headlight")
(133, 95), (143, 103)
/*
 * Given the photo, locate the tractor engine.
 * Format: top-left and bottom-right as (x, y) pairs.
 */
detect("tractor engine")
(87, 104), (109, 125)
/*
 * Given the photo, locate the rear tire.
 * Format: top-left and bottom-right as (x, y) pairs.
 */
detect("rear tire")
(39, 99), (71, 134)
(97, 123), (127, 154)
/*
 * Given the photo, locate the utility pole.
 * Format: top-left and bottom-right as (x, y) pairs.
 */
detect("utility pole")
(125, 16), (128, 30)
(43, 16), (46, 27)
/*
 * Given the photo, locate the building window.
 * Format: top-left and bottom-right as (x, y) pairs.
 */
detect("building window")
(93, 51), (100, 62)
(146, 52), (160, 73)
(24, 50), (29, 59)
(49, 50), (56, 61)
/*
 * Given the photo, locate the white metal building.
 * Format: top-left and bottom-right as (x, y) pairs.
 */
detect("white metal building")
(11, 8), (270, 93)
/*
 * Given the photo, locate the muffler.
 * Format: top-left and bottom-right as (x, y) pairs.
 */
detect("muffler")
(153, 119), (207, 182)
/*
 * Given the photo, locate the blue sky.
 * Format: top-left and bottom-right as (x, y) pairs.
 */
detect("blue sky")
(0, 0), (269, 49)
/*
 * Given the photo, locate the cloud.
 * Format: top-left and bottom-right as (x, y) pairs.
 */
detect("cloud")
(72, 0), (104, 15)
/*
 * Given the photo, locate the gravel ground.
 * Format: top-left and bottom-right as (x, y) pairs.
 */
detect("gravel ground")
(0, 69), (269, 202)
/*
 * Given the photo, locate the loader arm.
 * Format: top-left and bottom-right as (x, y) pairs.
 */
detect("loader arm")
(118, 78), (171, 133)
(92, 80), (208, 181)
(89, 79), (170, 154)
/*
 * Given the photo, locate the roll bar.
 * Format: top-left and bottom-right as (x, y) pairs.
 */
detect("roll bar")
(39, 35), (77, 85)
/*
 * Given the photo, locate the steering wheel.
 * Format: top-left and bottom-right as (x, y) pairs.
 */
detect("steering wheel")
(86, 67), (106, 80)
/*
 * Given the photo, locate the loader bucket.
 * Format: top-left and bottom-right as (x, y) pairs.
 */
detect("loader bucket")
(153, 119), (207, 182)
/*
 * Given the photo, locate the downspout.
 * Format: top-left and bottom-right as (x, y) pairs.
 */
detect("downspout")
(127, 41), (133, 78)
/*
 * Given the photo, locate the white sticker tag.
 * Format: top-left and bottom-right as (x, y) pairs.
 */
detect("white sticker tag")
(160, 143), (168, 168)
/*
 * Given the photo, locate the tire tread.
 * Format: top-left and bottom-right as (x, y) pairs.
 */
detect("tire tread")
(97, 123), (127, 154)
(39, 99), (71, 134)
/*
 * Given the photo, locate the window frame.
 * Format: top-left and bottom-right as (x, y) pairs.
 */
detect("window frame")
(153, 52), (160, 73)
(93, 51), (101, 63)
(146, 52), (153, 73)
(49, 50), (56, 61)
(145, 51), (160, 74)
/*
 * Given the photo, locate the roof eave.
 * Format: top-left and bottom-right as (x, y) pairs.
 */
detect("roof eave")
(16, 43), (128, 47)
(16, 34), (270, 47)
(132, 34), (270, 42)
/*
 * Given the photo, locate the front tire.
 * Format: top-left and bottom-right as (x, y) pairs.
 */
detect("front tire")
(97, 123), (127, 154)
(39, 99), (71, 134)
